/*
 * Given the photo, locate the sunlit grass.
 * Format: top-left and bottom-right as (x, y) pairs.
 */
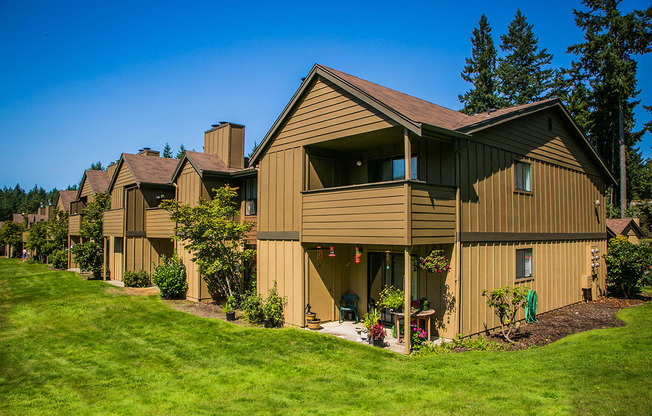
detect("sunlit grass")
(1, 259), (650, 415)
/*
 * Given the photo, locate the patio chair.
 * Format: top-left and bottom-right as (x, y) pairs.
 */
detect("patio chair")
(338, 293), (359, 323)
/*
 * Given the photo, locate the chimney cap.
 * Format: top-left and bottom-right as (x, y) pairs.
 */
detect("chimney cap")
(139, 147), (151, 152)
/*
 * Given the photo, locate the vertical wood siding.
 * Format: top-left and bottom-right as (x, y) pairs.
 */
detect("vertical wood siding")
(110, 164), (135, 209)
(257, 240), (303, 325)
(459, 140), (606, 234)
(458, 239), (607, 336)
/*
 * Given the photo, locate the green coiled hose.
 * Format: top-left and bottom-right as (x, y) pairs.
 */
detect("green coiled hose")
(526, 290), (538, 323)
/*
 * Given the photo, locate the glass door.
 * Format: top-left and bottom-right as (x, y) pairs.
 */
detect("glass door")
(367, 252), (417, 324)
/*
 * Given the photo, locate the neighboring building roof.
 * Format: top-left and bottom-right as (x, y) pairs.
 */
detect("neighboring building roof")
(12, 213), (47, 226)
(108, 153), (179, 191)
(250, 64), (614, 183)
(85, 169), (110, 193)
(57, 190), (77, 212)
(606, 218), (645, 238)
(171, 151), (257, 182)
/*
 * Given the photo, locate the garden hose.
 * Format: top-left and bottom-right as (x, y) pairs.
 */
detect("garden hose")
(526, 290), (538, 323)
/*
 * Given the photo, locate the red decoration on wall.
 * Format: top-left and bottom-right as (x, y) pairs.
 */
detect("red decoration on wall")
(329, 246), (336, 257)
(354, 246), (361, 263)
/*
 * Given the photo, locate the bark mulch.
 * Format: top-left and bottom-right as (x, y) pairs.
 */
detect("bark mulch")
(164, 300), (258, 327)
(487, 294), (650, 350)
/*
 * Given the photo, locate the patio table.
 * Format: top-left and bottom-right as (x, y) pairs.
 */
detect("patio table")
(393, 309), (435, 343)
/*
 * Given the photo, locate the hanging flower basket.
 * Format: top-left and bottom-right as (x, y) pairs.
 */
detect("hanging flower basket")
(420, 249), (451, 274)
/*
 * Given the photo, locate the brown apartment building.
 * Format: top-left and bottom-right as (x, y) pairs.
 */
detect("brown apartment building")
(249, 64), (612, 339)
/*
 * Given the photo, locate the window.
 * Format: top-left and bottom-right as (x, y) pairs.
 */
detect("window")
(369, 156), (417, 182)
(245, 178), (257, 216)
(514, 161), (531, 192)
(516, 248), (533, 279)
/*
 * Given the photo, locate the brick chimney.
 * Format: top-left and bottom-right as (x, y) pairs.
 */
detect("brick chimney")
(204, 122), (245, 169)
(137, 147), (160, 157)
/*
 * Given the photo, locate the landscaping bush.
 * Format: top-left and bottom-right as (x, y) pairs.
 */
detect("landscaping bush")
(242, 291), (264, 324)
(49, 249), (68, 269)
(123, 270), (151, 288)
(482, 285), (529, 343)
(604, 236), (652, 297)
(223, 295), (237, 313)
(416, 334), (504, 356)
(152, 253), (188, 299)
(262, 282), (287, 327)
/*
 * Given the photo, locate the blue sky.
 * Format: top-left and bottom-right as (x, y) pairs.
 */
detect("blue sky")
(1, 0), (650, 190)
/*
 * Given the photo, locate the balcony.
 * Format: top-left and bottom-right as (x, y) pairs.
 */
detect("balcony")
(103, 208), (124, 237)
(68, 214), (83, 236)
(145, 208), (175, 239)
(301, 180), (456, 246)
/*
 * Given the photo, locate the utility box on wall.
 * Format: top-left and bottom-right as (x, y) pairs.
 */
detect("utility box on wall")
(582, 245), (601, 300)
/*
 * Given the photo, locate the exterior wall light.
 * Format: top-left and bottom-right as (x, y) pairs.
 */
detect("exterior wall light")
(356, 160), (363, 167)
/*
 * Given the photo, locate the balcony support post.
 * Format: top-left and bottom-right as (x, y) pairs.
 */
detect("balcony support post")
(404, 246), (412, 355)
(404, 128), (411, 180)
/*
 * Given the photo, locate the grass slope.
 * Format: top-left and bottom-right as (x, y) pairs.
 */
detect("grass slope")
(0, 259), (650, 415)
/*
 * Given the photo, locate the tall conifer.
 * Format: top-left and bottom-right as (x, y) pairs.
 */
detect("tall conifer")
(459, 14), (500, 114)
(497, 9), (554, 105)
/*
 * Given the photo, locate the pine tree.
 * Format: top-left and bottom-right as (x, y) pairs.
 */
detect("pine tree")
(459, 14), (500, 114)
(163, 143), (173, 158)
(89, 161), (105, 171)
(176, 144), (186, 159)
(567, 0), (652, 203)
(497, 9), (555, 106)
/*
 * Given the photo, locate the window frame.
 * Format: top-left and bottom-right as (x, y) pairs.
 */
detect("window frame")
(514, 161), (532, 193)
(369, 155), (418, 182)
(515, 248), (533, 281)
(244, 177), (257, 216)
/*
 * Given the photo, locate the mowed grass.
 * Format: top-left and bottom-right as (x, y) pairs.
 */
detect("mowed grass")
(0, 259), (650, 415)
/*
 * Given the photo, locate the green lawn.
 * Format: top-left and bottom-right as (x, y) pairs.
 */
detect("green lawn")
(1, 259), (651, 415)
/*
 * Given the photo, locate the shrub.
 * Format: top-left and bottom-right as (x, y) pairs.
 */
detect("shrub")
(123, 270), (151, 288)
(378, 285), (405, 311)
(263, 282), (287, 327)
(49, 249), (68, 269)
(242, 292), (264, 324)
(410, 325), (428, 349)
(152, 253), (188, 299)
(604, 236), (652, 297)
(482, 285), (529, 343)
(416, 334), (504, 356)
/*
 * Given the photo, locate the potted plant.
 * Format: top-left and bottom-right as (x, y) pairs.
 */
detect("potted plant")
(378, 285), (404, 312)
(362, 308), (380, 341)
(263, 282), (286, 328)
(420, 249), (451, 274)
(370, 323), (386, 347)
(224, 295), (237, 321)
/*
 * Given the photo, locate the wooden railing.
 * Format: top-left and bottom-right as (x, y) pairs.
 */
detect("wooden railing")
(103, 209), (124, 237)
(145, 208), (175, 239)
(301, 180), (455, 245)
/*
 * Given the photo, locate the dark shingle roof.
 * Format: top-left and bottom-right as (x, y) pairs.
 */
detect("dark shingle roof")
(57, 190), (77, 212)
(185, 151), (237, 175)
(122, 154), (179, 186)
(85, 170), (110, 193)
(606, 218), (644, 237)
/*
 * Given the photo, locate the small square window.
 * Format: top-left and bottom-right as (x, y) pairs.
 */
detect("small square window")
(515, 162), (531, 192)
(516, 248), (533, 279)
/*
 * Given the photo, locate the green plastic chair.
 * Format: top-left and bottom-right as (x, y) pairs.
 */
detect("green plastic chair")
(338, 294), (359, 323)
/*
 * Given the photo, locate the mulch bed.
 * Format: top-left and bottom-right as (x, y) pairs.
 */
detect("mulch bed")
(486, 294), (650, 350)
(164, 300), (259, 327)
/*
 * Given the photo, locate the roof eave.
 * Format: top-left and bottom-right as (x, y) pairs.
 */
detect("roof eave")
(250, 64), (422, 164)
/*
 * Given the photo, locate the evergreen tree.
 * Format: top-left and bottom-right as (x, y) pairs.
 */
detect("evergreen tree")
(70, 192), (110, 278)
(567, 0), (652, 202)
(497, 9), (555, 105)
(89, 161), (105, 171)
(459, 14), (500, 114)
(176, 144), (186, 159)
(163, 143), (173, 158)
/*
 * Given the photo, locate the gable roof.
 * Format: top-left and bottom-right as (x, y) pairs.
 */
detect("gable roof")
(249, 64), (614, 183)
(76, 169), (110, 200)
(606, 218), (645, 238)
(108, 153), (179, 192)
(12, 213), (47, 225)
(171, 150), (257, 182)
(56, 190), (77, 212)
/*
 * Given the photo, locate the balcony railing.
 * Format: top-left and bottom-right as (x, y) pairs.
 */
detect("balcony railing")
(145, 208), (175, 239)
(103, 208), (124, 237)
(68, 214), (83, 236)
(301, 180), (455, 245)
